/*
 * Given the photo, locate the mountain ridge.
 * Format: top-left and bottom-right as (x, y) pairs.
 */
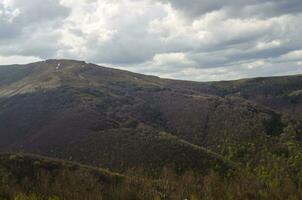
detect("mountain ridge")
(0, 59), (301, 174)
(0, 59), (302, 199)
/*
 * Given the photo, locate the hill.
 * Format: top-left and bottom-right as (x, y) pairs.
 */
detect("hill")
(0, 59), (302, 199)
(0, 153), (124, 199)
(183, 75), (302, 118)
(0, 59), (301, 173)
(1, 152), (302, 200)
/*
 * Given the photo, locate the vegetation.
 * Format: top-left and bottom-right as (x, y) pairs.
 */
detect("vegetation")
(1, 149), (302, 200)
(0, 60), (302, 199)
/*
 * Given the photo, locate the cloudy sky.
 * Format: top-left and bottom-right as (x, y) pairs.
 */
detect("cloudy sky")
(1, 0), (302, 81)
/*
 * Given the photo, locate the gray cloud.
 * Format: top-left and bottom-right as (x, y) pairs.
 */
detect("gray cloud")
(157, 0), (302, 18)
(0, 0), (69, 57)
(12, 0), (70, 22)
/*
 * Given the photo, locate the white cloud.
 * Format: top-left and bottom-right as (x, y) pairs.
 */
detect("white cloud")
(153, 52), (194, 67)
(280, 50), (302, 61)
(255, 40), (283, 50)
(0, 55), (40, 65)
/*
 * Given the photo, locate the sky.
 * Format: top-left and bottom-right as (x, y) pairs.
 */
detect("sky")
(0, 0), (302, 81)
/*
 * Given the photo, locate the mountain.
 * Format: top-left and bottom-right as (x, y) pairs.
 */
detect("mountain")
(0, 59), (301, 173)
(188, 75), (302, 118)
(0, 59), (302, 199)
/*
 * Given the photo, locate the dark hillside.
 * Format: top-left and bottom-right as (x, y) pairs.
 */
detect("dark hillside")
(0, 59), (301, 174)
(0, 60), (302, 199)
(0, 153), (122, 200)
(170, 75), (302, 117)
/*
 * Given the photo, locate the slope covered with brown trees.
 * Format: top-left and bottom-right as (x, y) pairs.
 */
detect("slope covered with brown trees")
(0, 60), (301, 173)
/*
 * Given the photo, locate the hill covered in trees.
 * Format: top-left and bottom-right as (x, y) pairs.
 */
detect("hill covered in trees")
(0, 59), (301, 199)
